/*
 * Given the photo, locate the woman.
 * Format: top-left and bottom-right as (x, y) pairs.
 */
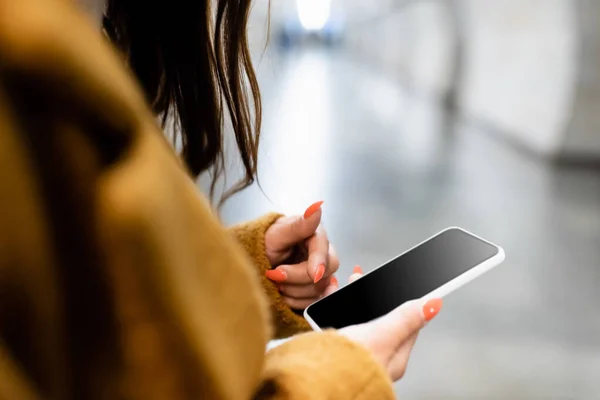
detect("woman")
(0, 0), (442, 399)
(103, 0), (341, 332)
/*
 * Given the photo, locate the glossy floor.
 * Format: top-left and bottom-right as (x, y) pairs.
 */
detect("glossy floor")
(205, 48), (600, 399)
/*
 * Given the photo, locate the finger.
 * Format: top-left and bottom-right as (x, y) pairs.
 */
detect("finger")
(303, 200), (324, 220)
(283, 296), (317, 310)
(323, 284), (337, 297)
(268, 202), (324, 249)
(275, 262), (312, 284)
(348, 265), (363, 284)
(322, 276), (339, 297)
(274, 257), (338, 286)
(380, 298), (443, 341)
(388, 333), (419, 380)
(306, 226), (329, 283)
(404, 332), (419, 348)
(330, 275), (338, 287)
(327, 245), (340, 276)
(279, 280), (329, 298)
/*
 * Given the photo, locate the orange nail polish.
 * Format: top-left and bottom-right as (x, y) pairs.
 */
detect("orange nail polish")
(353, 265), (363, 274)
(314, 264), (325, 283)
(423, 298), (443, 322)
(330, 276), (338, 286)
(303, 201), (324, 219)
(265, 269), (287, 282)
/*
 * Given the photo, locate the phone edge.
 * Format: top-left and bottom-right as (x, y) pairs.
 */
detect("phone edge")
(303, 309), (321, 331)
(304, 227), (505, 330)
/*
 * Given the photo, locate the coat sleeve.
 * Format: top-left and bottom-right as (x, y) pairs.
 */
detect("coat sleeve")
(0, 1), (396, 399)
(255, 331), (395, 400)
(228, 215), (311, 339)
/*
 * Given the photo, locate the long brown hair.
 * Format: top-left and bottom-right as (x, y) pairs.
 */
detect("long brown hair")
(104, 0), (261, 202)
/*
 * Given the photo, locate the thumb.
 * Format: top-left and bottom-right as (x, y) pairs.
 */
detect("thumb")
(378, 298), (443, 341)
(271, 201), (323, 247)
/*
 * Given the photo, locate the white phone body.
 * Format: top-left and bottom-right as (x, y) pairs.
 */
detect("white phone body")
(304, 226), (505, 331)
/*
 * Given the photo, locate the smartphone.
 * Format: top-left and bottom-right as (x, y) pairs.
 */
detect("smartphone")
(304, 227), (505, 330)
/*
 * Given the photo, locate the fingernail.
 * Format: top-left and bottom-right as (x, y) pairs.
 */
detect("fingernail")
(314, 264), (325, 283)
(353, 265), (363, 274)
(303, 201), (324, 219)
(422, 298), (443, 322)
(330, 276), (338, 287)
(265, 269), (287, 282)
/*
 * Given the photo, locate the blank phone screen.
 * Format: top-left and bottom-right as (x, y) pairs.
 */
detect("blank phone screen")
(306, 228), (499, 329)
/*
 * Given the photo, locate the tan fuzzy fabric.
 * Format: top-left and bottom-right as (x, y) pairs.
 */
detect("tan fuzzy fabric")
(257, 331), (394, 400)
(0, 0), (394, 399)
(229, 214), (312, 339)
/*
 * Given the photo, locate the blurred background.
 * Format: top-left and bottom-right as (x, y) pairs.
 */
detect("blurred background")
(205, 0), (600, 398)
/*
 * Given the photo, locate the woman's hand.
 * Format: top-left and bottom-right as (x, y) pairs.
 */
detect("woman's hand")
(264, 201), (339, 310)
(266, 264), (442, 382)
(340, 297), (443, 381)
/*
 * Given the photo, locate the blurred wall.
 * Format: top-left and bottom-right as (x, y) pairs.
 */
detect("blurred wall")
(344, 0), (600, 161)
(563, 0), (600, 157)
(344, 1), (456, 98)
(248, 0), (600, 161)
(459, 0), (577, 157)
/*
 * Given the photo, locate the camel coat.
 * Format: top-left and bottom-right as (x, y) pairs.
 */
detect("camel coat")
(0, 0), (394, 398)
